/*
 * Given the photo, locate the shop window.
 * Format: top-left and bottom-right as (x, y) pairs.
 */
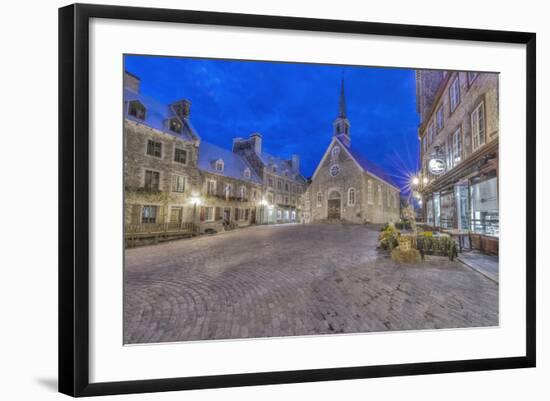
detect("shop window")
(470, 176), (499, 236)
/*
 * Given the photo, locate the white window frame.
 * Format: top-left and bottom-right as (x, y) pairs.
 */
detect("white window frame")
(244, 168), (251, 178)
(215, 159), (224, 172)
(144, 169), (161, 191)
(428, 121), (435, 144)
(224, 183), (233, 199)
(145, 139), (163, 158)
(206, 179), (216, 195)
(453, 127), (462, 164)
(173, 147), (188, 164)
(240, 186), (246, 199)
(171, 174), (186, 193)
(141, 205), (158, 224)
(348, 187), (356, 206)
(204, 206), (215, 222)
(471, 101), (486, 151)
(449, 76), (460, 112)
(436, 106), (444, 132)
(368, 180), (373, 205)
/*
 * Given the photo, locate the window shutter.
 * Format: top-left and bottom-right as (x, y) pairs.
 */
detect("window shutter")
(215, 207), (221, 220)
(131, 204), (141, 224)
(157, 206), (165, 223)
(200, 207), (205, 222)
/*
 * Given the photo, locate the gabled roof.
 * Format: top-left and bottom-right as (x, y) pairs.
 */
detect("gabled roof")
(198, 141), (263, 185)
(123, 88), (199, 143)
(312, 135), (399, 191)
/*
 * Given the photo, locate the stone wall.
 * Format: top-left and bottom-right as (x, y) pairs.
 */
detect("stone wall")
(420, 71), (499, 180)
(308, 141), (400, 224)
(124, 120), (200, 225)
(197, 171), (263, 232)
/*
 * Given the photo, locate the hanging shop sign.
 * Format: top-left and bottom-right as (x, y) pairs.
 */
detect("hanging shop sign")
(428, 158), (446, 175)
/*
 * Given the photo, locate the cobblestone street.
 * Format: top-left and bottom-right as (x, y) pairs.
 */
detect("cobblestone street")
(124, 224), (498, 344)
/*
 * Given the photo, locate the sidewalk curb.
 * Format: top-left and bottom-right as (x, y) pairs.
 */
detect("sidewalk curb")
(457, 257), (499, 284)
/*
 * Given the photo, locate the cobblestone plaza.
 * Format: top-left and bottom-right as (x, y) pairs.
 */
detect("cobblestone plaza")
(124, 224), (498, 344)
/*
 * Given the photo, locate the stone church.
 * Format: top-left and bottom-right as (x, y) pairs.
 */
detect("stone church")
(305, 80), (401, 224)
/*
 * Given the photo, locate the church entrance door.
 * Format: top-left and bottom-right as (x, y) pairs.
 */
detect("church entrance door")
(327, 190), (341, 220)
(328, 199), (340, 219)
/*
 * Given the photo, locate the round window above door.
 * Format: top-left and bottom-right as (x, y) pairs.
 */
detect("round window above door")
(330, 164), (340, 177)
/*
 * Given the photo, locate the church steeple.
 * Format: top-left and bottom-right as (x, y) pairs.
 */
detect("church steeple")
(333, 77), (351, 145)
(339, 78), (347, 118)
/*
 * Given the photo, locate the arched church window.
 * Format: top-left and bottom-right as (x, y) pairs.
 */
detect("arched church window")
(331, 146), (340, 160)
(348, 188), (356, 206)
(317, 192), (322, 207)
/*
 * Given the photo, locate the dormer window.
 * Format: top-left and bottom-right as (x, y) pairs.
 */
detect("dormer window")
(244, 168), (251, 178)
(272, 165), (277, 173)
(169, 118), (182, 133)
(215, 159), (224, 172)
(128, 100), (146, 120)
(284, 170), (289, 177)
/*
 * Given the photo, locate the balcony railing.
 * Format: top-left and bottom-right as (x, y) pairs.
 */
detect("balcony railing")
(125, 222), (198, 235)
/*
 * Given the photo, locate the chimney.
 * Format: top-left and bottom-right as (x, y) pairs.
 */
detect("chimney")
(232, 137), (245, 152)
(124, 71), (141, 93)
(291, 154), (300, 173)
(171, 100), (191, 120)
(249, 132), (262, 155)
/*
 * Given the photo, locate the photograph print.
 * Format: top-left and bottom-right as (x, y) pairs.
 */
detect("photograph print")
(123, 55), (499, 345)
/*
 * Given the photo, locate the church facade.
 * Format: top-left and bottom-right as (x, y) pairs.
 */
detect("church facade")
(305, 81), (401, 224)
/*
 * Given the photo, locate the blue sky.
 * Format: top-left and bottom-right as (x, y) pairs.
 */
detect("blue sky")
(125, 55), (420, 190)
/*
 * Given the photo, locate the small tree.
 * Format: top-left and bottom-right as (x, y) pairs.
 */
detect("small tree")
(402, 204), (417, 235)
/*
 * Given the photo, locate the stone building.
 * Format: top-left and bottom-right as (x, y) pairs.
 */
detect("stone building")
(124, 72), (202, 231)
(123, 71), (305, 244)
(306, 80), (400, 224)
(416, 69), (499, 254)
(233, 134), (307, 224)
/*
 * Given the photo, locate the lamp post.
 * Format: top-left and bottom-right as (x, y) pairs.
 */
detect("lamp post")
(189, 195), (202, 232)
(260, 199), (269, 225)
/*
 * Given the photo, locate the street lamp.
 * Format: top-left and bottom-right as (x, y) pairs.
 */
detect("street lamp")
(260, 198), (269, 225)
(189, 195), (202, 232)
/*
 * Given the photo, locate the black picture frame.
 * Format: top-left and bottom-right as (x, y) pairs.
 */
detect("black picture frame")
(59, 3), (536, 397)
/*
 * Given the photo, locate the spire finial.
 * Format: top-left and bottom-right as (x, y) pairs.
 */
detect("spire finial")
(339, 74), (347, 118)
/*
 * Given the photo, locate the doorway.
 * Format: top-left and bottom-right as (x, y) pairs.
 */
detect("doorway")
(327, 190), (341, 219)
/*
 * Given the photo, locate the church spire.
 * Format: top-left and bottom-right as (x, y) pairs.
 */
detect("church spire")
(339, 77), (347, 118)
(333, 76), (351, 144)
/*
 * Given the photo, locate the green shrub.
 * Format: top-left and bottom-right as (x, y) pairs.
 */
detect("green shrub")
(416, 235), (458, 260)
(378, 225), (399, 251)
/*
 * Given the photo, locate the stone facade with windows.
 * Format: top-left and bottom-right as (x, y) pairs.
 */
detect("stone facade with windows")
(305, 80), (400, 224)
(232, 134), (307, 224)
(124, 71), (305, 245)
(416, 69), (499, 254)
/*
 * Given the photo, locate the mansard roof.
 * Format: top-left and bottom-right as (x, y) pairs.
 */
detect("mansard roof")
(123, 88), (199, 143)
(198, 141), (263, 185)
(258, 152), (306, 183)
(313, 135), (399, 191)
